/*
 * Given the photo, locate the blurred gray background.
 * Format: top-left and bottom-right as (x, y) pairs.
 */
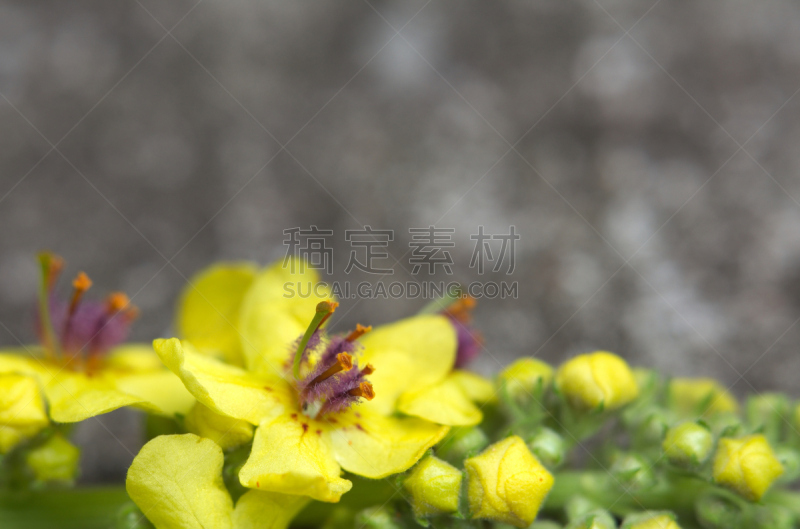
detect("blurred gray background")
(2, 0), (800, 482)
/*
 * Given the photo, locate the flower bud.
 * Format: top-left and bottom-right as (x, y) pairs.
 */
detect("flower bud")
(668, 378), (737, 418)
(498, 358), (553, 403)
(403, 455), (462, 518)
(712, 434), (784, 501)
(555, 351), (639, 412)
(663, 421), (713, 468)
(745, 393), (789, 443)
(566, 509), (617, 529)
(354, 506), (403, 529)
(436, 426), (489, 464)
(184, 402), (254, 450)
(609, 452), (654, 490)
(528, 427), (567, 469)
(465, 435), (554, 527)
(25, 433), (80, 483)
(621, 511), (680, 529)
(635, 411), (670, 447)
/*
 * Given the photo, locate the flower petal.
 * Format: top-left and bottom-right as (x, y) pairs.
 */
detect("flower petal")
(239, 414), (352, 503)
(177, 263), (257, 366)
(105, 344), (165, 372)
(0, 373), (48, 427)
(397, 376), (484, 426)
(232, 490), (309, 529)
(43, 370), (145, 423)
(449, 371), (497, 404)
(126, 434), (234, 529)
(0, 351), (45, 377)
(114, 370), (196, 417)
(358, 315), (457, 415)
(154, 338), (291, 425)
(328, 410), (449, 479)
(238, 259), (334, 375)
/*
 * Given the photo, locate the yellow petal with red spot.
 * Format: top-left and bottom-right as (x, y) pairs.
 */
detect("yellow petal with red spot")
(327, 409), (449, 478)
(239, 415), (352, 503)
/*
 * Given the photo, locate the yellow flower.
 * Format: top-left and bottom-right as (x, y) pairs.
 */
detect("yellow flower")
(621, 511), (681, 529)
(669, 378), (738, 417)
(0, 255), (194, 424)
(127, 434), (308, 529)
(403, 455), (462, 518)
(156, 258), (490, 503)
(555, 351), (639, 411)
(0, 373), (49, 453)
(465, 435), (554, 527)
(25, 433), (80, 483)
(498, 357), (553, 402)
(712, 434), (784, 501)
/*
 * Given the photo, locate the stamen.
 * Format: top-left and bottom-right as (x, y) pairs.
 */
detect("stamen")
(444, 295), (477, 323)
(346, 324), (372, 342)
(348, 382), (375, 400)
(293, 300), (338, 379)
(361, 364), (375, 375)
(106, 292), (130, 313)
(68, 272), (92, 317)
(307, 353), (353, 386)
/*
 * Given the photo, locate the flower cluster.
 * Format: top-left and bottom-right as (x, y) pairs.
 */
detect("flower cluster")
(2, 255), (800, 529)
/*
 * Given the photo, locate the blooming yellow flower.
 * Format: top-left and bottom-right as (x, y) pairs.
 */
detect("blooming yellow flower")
(0, 373), (49, 453)
(465, 435), (554, 527)
(0, 255), (194, 424)
(712, 434), (784, 501)
(127, 434), (307, 529)
(555, 351), (639, 411)
(157, 258), (492, 502)
(403, 455), (462, 518)
(668, 378), (738, 418)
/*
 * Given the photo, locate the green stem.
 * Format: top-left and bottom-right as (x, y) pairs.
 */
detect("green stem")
(292, 302), (335, 379)
(36, 253), (61, 359)
(0, 487), (132, 529)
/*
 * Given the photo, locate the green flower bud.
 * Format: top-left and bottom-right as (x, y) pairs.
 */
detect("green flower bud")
(565, 496), (602, 522)
(528, 427), (567, 469)
(636, 411), (670, 446)
(436, 426), (489, 464)
(713, 434), (784, 501)
(621, 511), (680, 529)
(609, 453), (655, 490)
(25, 433), (80, 483)
(662, 421), (713, 467)
(566, 509), (617, 529)
(669, 378), (737, 418)
(746, 393), (790, 443)
(354, 506), (403, 529)
(695, 492), (743, 529)
(403, 455), (462, 518)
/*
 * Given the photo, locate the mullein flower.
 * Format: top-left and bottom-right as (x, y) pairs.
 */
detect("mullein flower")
(0, 373), (49, 453)
(465, 435), (554, 527)
(668, 378), (738, 418)
(555, 351), (639, 412)
(126, 434), (308, 529)
(156, 259), (491, 503)
(0, 254), (193, 423)
(712, 434), (784, 501)
(403, 455), (463, 518)
(662, 421), (714, 468)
